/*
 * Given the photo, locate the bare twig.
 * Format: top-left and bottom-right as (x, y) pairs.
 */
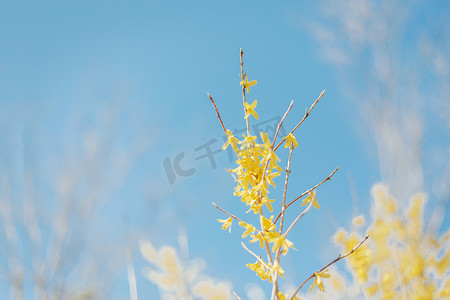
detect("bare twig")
(290, 235), (369, 299)
(274, 167), (339, 224)
(272, 100), (294, 149)
(240, 48), (250, 137)
(207, 93), (227, 134)
(278, 147), (294, 236)
(274, 90), (325, 151)
(284, 195), (315, 237)
(241, 242), (271, 270)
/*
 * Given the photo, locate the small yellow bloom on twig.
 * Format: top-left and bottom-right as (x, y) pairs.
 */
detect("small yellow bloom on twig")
(283, 132), (299, 149)
(244, 99), (259, 120)
(247, 260), (270, 281)
(238, 221), (256, 238)
(271, 234), (295, 255)
(240, 74), (257, 93)
(217, 216), (233, 233)
(309, 269), (331, 293)
(250, 232), (267, 249)
(301, 190), (319, 209)
(222, 129), (240, 154)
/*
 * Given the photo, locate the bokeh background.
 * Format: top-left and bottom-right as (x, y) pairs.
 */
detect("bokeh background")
(0, 0), (448, 299)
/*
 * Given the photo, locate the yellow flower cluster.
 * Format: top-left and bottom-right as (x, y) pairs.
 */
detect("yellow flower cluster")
(210, 52), (345, 299)
(218, 75), (299, 283)
(334, 184), (450, 299)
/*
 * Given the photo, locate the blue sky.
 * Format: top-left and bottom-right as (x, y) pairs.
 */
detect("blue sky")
(0, 1), (448, 299)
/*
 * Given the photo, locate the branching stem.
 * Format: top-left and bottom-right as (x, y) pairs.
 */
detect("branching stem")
(240, 48), (250, 137)
(274, 90), (325, 151)
(290, 235), (369, 299)
(270, 146), (294, 300)
(272, 100), (294, 149)
(213, 203), (262, 234)
(274, 167), (339, 224)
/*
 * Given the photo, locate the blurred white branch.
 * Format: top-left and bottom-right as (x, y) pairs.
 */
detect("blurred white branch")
(0, 97), (150, 299)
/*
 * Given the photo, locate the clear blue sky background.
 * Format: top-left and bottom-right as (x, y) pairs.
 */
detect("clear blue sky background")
(0, 1), (448, 299)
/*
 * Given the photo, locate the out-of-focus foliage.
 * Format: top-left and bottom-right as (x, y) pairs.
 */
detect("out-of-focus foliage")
(300, 183), (449, 299)
(140, 240), (233, 300)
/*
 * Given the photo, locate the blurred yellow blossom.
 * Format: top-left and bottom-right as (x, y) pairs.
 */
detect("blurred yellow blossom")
(140, 240), (234, 299)
(193, 280), (233, 300)
(352, 215), (365, 227)
(332, 183), (450, 299)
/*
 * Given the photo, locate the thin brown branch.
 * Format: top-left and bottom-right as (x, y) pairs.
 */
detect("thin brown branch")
(284, 195), (315, 237)
(290, 235), (369, 299)
(241, 242), (271, 270)
(274, 90), (325, 151)
(240, 48), (250, 137)
(213, 202), (261, 234)
(272, 100), (294, 149)
(274, 167), (339, 224)
(207, 93), (227, 134)
(279, 147), (294, 236)
(270, 146), (294, 300)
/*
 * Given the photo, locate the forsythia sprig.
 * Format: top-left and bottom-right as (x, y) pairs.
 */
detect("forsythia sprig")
(208, 49), (367, 300)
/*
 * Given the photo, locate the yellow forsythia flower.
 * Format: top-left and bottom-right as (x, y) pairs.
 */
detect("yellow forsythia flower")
(309, 269), (331, 293)
(240, 74), (257, 93)
(283, 132), (299, 149)
(217, 216), (233, 233)
(277, 291), (299, 300)
(244, 99), (259, 119)
(301, 191), (319, 209)
(238, 221), (256, 238)
(247, 260), (269, 281)
(222, 129), (240, 154)
(272, 234), (295, 255)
